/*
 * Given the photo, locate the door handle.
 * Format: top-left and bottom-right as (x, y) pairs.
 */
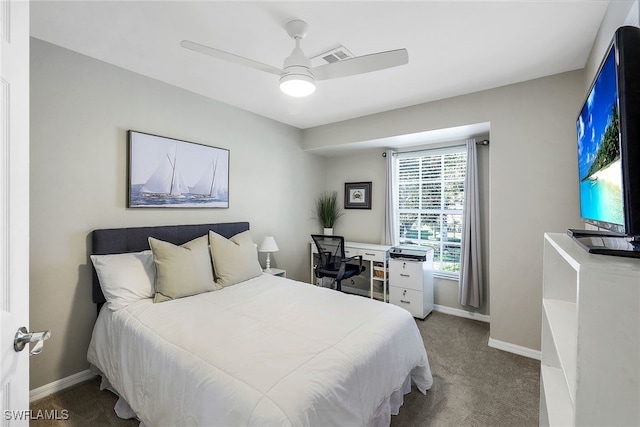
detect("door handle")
(14, 327), (51, 356)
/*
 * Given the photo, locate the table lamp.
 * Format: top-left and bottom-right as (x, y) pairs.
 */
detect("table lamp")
(258, 236), (279, 271)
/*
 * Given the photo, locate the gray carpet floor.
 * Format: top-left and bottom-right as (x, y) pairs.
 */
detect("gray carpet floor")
(30, 311), (540, 426)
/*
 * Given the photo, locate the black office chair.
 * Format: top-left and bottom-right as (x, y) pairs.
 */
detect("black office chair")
(311, 234), (365, 292)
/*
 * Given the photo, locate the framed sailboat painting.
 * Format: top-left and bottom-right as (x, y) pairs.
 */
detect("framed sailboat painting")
(128, 131), (229, 208)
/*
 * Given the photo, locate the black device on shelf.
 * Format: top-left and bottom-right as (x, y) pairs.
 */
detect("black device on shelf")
(389, 246), (430, 262)
(568, 229), (640, 259)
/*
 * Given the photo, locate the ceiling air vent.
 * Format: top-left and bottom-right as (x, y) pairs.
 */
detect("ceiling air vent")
(310, 46), (354, 67)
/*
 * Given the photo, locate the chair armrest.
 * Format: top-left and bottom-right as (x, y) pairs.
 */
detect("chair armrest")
(343, 255), (363, 270)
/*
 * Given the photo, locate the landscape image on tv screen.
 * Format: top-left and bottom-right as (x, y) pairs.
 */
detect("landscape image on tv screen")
(577, 48), (624, 227)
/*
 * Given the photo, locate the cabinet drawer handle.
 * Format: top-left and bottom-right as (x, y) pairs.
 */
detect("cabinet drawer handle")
(400, 300), (411, 304)
(364, 252), (375, 256)
(400, 274), (410, 278)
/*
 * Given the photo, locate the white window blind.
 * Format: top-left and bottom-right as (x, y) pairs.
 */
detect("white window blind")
(396, 146), (467, 275)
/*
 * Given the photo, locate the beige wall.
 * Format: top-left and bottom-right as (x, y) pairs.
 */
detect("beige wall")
(29, 39), (325, 389)
(321, 150), (385, 243)
(303, 70), (586, 352)
(584, 1), (637, 89)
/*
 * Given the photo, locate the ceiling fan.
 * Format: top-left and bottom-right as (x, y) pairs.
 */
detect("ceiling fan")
(181, 20), (409, 98)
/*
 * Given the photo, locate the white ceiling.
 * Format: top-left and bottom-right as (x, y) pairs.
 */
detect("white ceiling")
(30, 1), (609, 130)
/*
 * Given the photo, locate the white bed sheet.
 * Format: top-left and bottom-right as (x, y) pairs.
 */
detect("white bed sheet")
(87, 274), (432, 426)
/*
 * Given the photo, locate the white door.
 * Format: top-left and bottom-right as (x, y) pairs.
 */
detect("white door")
(0, 0), (31, 424)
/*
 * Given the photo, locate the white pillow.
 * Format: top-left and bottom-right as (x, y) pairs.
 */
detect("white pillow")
(90, 250), (156, 311)
(209, 230), (263, 287)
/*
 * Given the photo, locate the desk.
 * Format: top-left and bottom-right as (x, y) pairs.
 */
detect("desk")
(310, 241), (391, 301)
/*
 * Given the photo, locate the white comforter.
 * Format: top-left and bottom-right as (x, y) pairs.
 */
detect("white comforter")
(87, 274), (432, 426)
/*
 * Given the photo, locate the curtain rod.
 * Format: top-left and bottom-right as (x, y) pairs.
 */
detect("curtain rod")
(382, 139), (489, 157)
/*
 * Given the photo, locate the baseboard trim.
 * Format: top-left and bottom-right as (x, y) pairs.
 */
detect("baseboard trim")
(432, 306), (541, 360)
(488, 337), (541, 361)
(29, 369), (96, 403)
(433, 304), (490, 323)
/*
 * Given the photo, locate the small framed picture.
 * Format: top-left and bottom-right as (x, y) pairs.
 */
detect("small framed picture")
(344, 182), (372, 209)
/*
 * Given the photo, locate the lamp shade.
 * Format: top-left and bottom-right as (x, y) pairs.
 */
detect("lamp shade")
(280, 72), (316, 97)
(258, 236), (279, 253)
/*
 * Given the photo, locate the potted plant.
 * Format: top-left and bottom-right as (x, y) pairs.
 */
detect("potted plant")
(315, 191), (344, 235)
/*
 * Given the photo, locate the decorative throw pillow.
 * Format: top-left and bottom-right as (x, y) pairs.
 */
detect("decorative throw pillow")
(148, 235), (217, 303)
(90, 250), (156, 311)
(209, 230), (262, 287)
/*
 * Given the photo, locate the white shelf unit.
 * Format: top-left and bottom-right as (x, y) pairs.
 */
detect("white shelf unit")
(540, 233), (640, 427)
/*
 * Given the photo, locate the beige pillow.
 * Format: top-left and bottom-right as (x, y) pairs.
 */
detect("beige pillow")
(149, 235), (216, 303)
(209, 230), (262, 287)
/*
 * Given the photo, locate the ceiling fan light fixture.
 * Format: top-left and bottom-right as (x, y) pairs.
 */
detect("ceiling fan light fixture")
(280, 40), (315, 97)
(182, 19), (409, 100)
(279, 70), (316, 97)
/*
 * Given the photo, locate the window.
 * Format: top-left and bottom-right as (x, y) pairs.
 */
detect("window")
(396, 146), (467, 276)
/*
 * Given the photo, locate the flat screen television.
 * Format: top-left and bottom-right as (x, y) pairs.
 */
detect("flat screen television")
(570, 26), (640, 258)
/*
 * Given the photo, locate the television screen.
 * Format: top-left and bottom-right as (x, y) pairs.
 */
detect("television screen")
(571, 26), (640, 257)
(576, 46), (624, 232)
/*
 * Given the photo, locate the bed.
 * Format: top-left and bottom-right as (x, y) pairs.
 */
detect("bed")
(87, 222), (432, 426)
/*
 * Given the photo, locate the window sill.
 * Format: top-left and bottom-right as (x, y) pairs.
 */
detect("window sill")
(433, 272), (460, 282)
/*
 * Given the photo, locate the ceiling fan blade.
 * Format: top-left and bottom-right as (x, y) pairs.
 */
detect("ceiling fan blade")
(181, 40), (282, 76)
(313, 48), (408, 81)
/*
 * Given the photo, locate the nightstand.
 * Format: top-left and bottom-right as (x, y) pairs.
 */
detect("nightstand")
(263, 268), (286, 278)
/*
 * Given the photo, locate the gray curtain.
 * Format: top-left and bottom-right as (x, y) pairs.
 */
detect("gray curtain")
(459, 138), (483, 308)
(381, 150), (398, 246)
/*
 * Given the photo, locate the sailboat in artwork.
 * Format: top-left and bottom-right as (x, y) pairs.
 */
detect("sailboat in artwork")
(141, 143), (189, 196)
(190, 156), (219, 198)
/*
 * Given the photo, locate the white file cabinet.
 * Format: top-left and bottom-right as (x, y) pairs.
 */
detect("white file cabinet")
(389, 256), (434, 319)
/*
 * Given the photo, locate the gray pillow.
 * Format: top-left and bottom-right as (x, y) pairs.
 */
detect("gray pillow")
(209, 230), (262, 287)
(149, 235), (217, 303)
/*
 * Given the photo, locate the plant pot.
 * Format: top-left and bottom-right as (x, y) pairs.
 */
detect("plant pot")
(323, 228), (333, 236)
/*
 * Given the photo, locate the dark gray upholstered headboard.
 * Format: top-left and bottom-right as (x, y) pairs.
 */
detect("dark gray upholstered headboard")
(91, 222), (250, 309)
